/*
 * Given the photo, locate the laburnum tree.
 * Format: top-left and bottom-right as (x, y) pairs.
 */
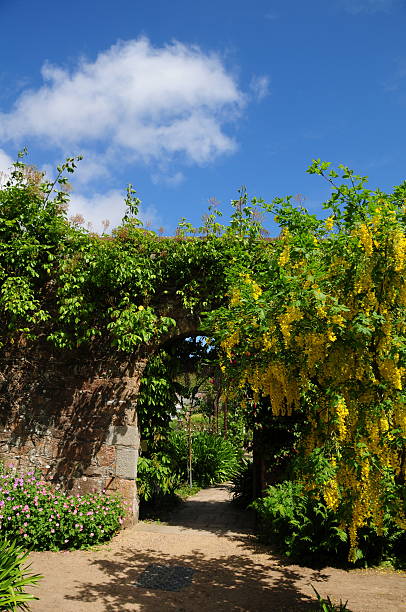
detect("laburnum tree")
(1, 153), (404, 562)
(208, 161), (405, 561)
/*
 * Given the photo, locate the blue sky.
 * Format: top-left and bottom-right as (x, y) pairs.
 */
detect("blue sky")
(0, 0), (405, 234)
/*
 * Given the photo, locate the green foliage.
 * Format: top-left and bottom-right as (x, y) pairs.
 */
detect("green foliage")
(191, 431), (240, 485)
(311, 586), (352, 612)
(0, 471), (123, 551)
(137, 430), (241, 506)
(136, 350), (181, 444)
(136, 455), (181, 502)
(251, 481), (348, 566)
(0, 538), (42, 611)
(0, 153), (230, 351)
(251, 480), (405, 568)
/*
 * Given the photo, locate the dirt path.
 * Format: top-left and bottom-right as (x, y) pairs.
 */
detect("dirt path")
(28, 485), (405, 611)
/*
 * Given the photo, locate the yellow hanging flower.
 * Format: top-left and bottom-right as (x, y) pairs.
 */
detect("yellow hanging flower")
(325, 216), (334, 231)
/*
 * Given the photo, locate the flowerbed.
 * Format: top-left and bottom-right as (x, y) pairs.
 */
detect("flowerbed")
(0, 471), (124, 551)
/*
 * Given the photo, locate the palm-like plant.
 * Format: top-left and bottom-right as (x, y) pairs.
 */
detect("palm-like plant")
(0, 539), (42, 611)
(311, 585), (352, 612)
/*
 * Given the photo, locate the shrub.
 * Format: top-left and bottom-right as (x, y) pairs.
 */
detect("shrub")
(251, 481), (348, 566)
(137, 431), (242, 506)
(160, 430), (189, 479)
(191, 432), (241, 485)
(161, 430), (241, 486)
(252, 480), (405, 567)
(311, 586), (352, 612)
(0, 538), (42, 611)
(0, 471), (124, 551)
(136, 454), (181, 502)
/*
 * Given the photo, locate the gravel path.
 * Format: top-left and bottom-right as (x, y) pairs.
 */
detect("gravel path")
(27, 484), (405, 611)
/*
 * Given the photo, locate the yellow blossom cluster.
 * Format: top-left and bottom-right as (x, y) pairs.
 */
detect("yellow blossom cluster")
(241, 361), (300, 416)
(379, 357), (403, 390)
(229, 288), (241, 306)
(277, 305), (303, 346)
(278, 229), (291, 266)
(335, 397), (349, 440)
(353, 222), (374, 256)
(221, 329), (239, 360)
(391, 228), (405, 272)
(323, 477), (340, 511)
(296, 332), (327, 371)
(217, 193), (405, 562)
(243, 274), (262, 300)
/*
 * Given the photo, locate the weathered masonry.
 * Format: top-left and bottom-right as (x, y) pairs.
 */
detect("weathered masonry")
(0, 307), (199, 522)
(0, 343), (147, 522)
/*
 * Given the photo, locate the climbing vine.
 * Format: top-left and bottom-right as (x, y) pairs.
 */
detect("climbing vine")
(0, 153), (231, 351)
(0, 153), (404, 561)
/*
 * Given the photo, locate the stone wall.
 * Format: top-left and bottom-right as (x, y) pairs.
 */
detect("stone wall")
(0, 342), (148, 523)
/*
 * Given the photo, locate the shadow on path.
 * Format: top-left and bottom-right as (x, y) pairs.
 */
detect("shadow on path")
(65, 546), (324, 611)
(29, 483), (406, 611)
(64, 484), (327, 610)
(139, 483), (255, 537)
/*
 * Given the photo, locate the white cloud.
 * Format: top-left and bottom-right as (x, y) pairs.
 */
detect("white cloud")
(151, 170), (185, 186)
(72, 153), (111, 185)
(0, 38), (244, 172)
(0, 148), (13, 185)
(249, 75), (270, 101)
(0, 148), (13, 173)
(68, 189), (158, 233)
(340, 0), (399, 14)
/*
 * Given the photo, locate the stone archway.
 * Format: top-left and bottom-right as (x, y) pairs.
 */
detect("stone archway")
(0, 310), (200, 523)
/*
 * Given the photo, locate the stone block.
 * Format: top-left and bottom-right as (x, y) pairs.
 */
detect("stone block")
(105, 476), (138, 525)
(83, 465), (106, 477)
(105, 425), (139, 448)
(115, 447), (137, 479)
(71, 477), (103, 496)
(96, 444), (116, 467)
